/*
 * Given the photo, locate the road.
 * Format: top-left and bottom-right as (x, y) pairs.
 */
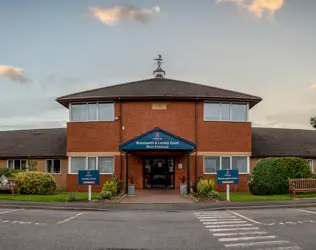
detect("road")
(1, 207), (316, 249)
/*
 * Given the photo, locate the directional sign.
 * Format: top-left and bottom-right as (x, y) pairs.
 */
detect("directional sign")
(216, 170), (239, 185)
(78, 170), (100, 185)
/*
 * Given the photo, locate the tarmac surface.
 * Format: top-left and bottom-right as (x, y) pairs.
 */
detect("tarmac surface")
(1, 207), (316, 249)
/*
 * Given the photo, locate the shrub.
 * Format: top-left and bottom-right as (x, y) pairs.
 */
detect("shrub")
(66, 193), (78, 202)
(207, 190), (221, 199)
(100, 191), (112, 199)
(192, 175), (204, 193)
(249, 157), (313, 195)
(102, 176), (122, 196)
(16, 171), (57, 195)
(0, 168), (22, 178)
(197, 178), (215, 196)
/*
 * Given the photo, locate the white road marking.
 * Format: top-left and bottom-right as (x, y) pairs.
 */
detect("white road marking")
(16, 221), (32, 225)
(213, 231), (267, 237)
(219, 235), (276, 242)
(203, 220), (247, 225)
(298, 209), (316, 215)
(199, 218), (241, 222)
(226, 210), (262, 224)
(255, 246), (302, 250)
(0, 220), (10, 223)
(224, 240), (289, 248)
(205, 223), (253, 228)
(194, 212), (231, 215)
(56, 212), (84, 225)
(0, 209), (24, 215)
(34, 223), (47, 226)
(209, 227), (260, 232)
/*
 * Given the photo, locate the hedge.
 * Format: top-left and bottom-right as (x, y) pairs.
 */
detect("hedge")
(249, 157), (313, 195)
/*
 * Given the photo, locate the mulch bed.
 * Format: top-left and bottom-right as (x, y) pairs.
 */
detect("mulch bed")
(190, 193), (228, 203)
(90, 192), (126, 204)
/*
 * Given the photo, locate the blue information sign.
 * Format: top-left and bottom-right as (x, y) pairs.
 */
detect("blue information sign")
(216, 170), (239, 184)
(78, 170), (100, 185)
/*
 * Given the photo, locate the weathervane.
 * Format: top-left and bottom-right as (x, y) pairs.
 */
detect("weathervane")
(153, 54), (166, 78)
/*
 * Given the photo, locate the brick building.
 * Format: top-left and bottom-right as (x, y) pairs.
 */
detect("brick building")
(1, 77), (316, 193)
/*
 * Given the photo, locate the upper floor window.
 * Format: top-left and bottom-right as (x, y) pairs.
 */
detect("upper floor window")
(70, 102), (114, 122)
(204, 102), (248, 122)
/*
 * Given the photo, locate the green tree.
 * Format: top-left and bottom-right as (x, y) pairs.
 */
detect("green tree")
(310, 116), (316, 129)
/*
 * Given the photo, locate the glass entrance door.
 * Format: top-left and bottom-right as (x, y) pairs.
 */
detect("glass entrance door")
(143, 157), (175, 189)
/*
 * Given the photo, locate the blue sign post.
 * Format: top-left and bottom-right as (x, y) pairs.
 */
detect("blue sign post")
(216, 170), (239, 201)
(78, 170), (100, 201)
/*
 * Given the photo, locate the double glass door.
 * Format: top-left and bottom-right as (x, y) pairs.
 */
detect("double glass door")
(143, 157), (175, 189)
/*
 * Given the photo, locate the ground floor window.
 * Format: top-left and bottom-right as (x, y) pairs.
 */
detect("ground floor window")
(69, 156), (114, 174)
(7, 159), (27, 170)
(307, 159), (313, 173)
(203, 156), (249, 174)
(46, 160), (61, 174)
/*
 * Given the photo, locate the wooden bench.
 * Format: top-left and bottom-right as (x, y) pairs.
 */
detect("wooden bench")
(289, 178), (316, 197)
(0, 178), (17, 195)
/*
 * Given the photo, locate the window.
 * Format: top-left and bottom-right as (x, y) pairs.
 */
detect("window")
(70, 102), (114, 122)
(204, 102), (248, 122)
(98, 103), (114, 121)
(307, 159), (313, 173)
(70, 156), (114, 174)
(98, 157), (114, 174)
(204, 156), (248, 174)
(7, 159), (27, 170)
(204, 157), (220, 174)
(46, 160), (61, 174)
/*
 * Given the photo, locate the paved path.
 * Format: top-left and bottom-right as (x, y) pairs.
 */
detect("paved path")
(1, 207), (316, 249)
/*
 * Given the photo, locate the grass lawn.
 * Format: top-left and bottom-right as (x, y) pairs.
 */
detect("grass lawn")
(219, 192), (316, 202)
(0, 192), (100, 202)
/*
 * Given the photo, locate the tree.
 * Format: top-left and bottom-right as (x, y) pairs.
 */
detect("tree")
(310, 116), (316, 129)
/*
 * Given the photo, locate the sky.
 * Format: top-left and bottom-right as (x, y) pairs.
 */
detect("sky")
(1, 0), (316, 130)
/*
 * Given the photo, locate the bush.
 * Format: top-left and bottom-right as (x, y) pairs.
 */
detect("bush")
(0, 168), (22, 178)
(16, 171), (57, 195)
(102, 176), (122, 196)
(192, 175), (204, 193)
(66, 193), (78, 202)
(100, 191), (112, 199)
(197, 178), (215, 196)
(249, 157), (313, 195)
(207, 190), (221, 199)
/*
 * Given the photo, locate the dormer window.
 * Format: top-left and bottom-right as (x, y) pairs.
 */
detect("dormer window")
(70, 102), (114, 122)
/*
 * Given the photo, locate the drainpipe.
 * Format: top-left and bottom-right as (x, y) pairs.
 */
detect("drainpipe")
(195, 98), (198, 180)
(119, 100), (123, 180)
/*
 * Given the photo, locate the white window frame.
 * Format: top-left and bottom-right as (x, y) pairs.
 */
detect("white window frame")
(7, 159), (28, 170)
(68, 156), (115, 175)
(45, 159), (62, 174)
(203, 156), (249, 174)
(203, 102), (249, 122)
(307, 159), (314, 173)
(69, 102), (115, 122)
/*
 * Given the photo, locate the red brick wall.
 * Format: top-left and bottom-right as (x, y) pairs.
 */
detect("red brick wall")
(66, 100), (252, 192)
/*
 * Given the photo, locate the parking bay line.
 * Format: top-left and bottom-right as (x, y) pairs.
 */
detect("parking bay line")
(298, 209), (316, 215)
(56, 212), (84, 225)
(0, 209), (24, 215)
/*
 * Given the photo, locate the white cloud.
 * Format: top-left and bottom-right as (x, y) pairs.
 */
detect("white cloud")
(89, 5), (161, 26)
(0, 65), (30, 83)
(217, 0), (284, 18)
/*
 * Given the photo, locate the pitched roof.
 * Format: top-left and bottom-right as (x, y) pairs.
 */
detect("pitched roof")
(252, 127), (316, 158)
(56, 78), (262, 108)
(0, 128), (66, 159)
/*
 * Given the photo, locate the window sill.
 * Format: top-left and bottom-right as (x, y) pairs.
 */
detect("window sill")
(68, 173), (114, 175)
(68, 120), (115, 123)
(47, 173), (62, 175)
(203, 120), (249, 123)
(203, 173), (249, 175)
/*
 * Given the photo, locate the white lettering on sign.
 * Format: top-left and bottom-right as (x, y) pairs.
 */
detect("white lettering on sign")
(137, 140), (180, 148)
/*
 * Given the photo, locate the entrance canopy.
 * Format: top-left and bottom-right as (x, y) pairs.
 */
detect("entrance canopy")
(119, 127), (196, 151)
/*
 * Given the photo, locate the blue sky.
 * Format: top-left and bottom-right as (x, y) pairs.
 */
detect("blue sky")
(1, 0), (316, 130)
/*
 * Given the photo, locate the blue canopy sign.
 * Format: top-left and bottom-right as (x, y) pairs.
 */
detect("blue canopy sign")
(78, 170), (100, 185)
(216, 170), (239, 185)
(120, 128), (195, 151)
